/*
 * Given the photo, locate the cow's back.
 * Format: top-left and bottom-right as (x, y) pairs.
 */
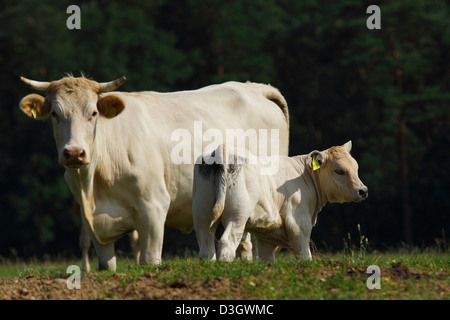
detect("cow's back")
(126, 81), (289, 151)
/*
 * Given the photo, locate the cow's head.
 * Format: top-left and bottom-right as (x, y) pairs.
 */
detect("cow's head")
(19, 75), (126, 168)
(307, 141), (368, 203)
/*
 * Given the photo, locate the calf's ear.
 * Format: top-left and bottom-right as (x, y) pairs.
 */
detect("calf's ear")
(97, 95), (125, 119)
(307, 150), (327, 171)
(342, 140), (352, 153)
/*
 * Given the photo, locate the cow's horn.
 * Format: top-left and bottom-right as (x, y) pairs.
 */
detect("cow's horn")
(20, 76), (50, 92)
(98, 76), (126, 92)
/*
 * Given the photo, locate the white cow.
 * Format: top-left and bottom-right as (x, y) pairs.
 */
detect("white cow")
(19, 75), (289, 270)
(192, 142), (368, 262)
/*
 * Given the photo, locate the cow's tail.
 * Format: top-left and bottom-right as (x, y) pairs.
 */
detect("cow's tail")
(211, 144), (227, 228)
(246, 81), (289, 126)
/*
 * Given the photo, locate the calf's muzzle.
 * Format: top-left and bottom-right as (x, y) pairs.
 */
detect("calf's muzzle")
(358, 186), (369, 200)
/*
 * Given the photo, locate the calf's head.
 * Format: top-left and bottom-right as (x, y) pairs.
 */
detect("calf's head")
(19, 75), (126, 168)
(307, 141), (368, 203)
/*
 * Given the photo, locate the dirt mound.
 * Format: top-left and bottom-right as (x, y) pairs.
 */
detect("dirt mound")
(384, 262), (422, 279)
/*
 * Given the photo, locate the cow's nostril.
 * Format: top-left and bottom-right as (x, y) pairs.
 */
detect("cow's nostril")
(359, 187), (368, 197)
(79, 150), (86, 160)
(63, 149), (71, 160)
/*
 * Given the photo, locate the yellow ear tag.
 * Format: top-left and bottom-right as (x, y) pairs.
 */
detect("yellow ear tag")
(107, 107), (117, 118)
(312, 154), (320, 171)
(31, 107), (40, 119)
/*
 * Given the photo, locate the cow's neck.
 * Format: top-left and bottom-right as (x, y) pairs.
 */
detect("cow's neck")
(91, 121), (131, 185)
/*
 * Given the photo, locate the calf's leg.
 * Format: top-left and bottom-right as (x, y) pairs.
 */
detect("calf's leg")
(218, 212), (250, 261)
(291, 215), (312, 260)
(193, 185), (218, 260)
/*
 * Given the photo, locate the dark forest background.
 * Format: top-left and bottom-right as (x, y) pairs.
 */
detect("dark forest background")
(0, 0), (449, 260)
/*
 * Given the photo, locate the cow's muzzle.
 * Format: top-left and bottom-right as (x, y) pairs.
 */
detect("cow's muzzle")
(61, 148), (87, 168)
(356, 186), (368, 201)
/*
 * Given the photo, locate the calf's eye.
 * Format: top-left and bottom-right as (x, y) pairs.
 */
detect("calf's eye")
(335, 169), (345, 175)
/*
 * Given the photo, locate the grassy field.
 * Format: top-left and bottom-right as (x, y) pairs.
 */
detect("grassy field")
(0, 249), (448, 300)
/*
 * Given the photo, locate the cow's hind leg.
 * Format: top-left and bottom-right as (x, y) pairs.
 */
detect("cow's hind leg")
(137, 195), (170, 266)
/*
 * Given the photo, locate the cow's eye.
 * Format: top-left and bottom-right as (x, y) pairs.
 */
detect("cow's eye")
(335, 169), (345, 175)
(89, 111), (98, 120)
(51, 111), (59, 121)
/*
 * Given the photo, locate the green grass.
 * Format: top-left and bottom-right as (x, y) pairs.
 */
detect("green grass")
(0, 258), (75, 279)
(0, 250), (448, 299)
(148, 251), (448, 299)
(123, 250), (449, 299)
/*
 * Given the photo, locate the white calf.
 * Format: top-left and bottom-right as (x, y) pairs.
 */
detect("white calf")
(193, 142), (368, 262)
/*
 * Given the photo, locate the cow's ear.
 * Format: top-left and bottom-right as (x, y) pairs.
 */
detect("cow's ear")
(342, 140), (352, 153)
(19, 94), (51, 119)
(307, 150), (326, 171)
(97, 95), (125, 119)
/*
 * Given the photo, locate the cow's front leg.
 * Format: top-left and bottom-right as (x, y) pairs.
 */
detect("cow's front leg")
(137, 198), (169, 265)
(79, 222), (91, 272)
(92, 241), (116, 271)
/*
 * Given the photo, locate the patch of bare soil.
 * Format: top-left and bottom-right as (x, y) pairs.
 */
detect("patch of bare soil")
(0, 273), (246, 300)
(343, 262), (430, 279)
(342, 262), (428, 280)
